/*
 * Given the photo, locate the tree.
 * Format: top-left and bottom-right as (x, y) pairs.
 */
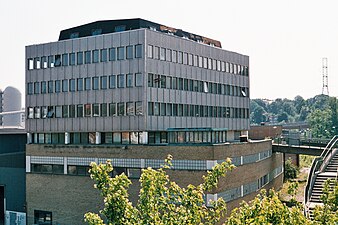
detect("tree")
(251, 106), (267, 124)
(307, 109), (333, 138)
(226, 189), (310, 225)
(84, 156), (235, 225)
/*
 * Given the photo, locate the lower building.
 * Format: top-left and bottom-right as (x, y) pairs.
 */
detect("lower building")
(0, 128), (26, 225)
(26, 139), (283, 225)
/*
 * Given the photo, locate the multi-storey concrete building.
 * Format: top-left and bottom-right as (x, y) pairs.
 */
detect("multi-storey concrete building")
(25, 19), (283, 224)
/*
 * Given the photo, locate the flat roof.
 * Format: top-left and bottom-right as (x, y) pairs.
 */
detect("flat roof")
(58, 18), (222, 48)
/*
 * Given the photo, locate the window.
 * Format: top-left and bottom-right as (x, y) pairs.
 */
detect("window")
(77, 104), (83, 117)
(183, 52), (188, 64)
(69, 53), (76, 65)
(160, 48), (165, 60)
(126, 45), (133, 59)
(117, 74), (125, 88)
(101, 76), (107, 89)
(55, 106), (62, 118)
(148, 102), (153, 116)
(135, 73), (143, 87)
(41, 56), (48, 68)
(69, 79), (76, 92)
(177, 51), (183, 64)
(203, 57), (208, 69)
(92, 28), (102, 36)
(148, 73), (153, 87)
(27, 83), (33, 95)
(77, 78), (83, 91)
(92, 104), (99, 117)
(34, 107), (40, 118)
(92, 77), (99, 90)
(109, 103), (116, 116)
(62, 105), (68, 118)
(28, 58), (34, 70)
(84, 104), (91, 117)
(54, 55), (61, 67)
(100, 103), (107, 117)
(85, 78), (91, 90)
(69, 105), (75, 118)
(172, 50), (177, 63)
(135, 101), (143, 115)
(92, 50), (99, 63)
(115, 25), (126, 32)
(166, 49), (172, 62)
(188, 54), (193, 66)
(48, 80), (54, 93)
(85, 51), (91, 64)
(34, 82), (40, 94)
(77, 52), (83, 65)
(48, 55), (55, 68)
(118, 102), (125, 116)
(117, 47), (124, 60)
(154, 102), (160, 116)
(62, 53), (68, 66)
(62, 79), (68, 92)
(147, 45), (153, 58)
(28, 107), (34, 119)
(154, 46), (160, 59)
(34, 57), (41, 69)
(41, 106), (47, 118)
(34, 210), (52, 225)
(101, 49), (107, 62)
(70, 32), (79, 39)
(47, 106), (54, 118)
(41, 81), (47, 94)
(109, 75), (116, 89)
(160, 103), (166, 116)
(109, 47), (116, 61)
(135, 44), (142, 58)
(126, 74), (133, 87)
(193, 55), (198, 67)
(126, 102), (134, 115)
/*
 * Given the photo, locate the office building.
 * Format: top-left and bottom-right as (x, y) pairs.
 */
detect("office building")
(0, 86), (23, 127)
(25, 19), (282, 224)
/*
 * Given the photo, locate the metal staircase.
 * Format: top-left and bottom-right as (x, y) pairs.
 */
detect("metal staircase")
(304, 135), (338, 219)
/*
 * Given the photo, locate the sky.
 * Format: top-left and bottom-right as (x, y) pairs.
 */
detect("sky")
(1, 0), (338, 102)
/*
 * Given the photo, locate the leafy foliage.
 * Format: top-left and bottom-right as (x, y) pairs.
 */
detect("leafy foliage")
(226, 189), (311, 225)
(313, 179), (338, 224)
(250, 95), (338, 138)
(84, 156), (235, 225)
(284, 158), (299, 180)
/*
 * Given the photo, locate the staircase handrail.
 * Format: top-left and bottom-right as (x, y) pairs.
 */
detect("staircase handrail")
(319, 136), (338, 172)
(304, 135), (338, 217)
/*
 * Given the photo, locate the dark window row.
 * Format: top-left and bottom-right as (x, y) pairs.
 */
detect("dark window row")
(27, 44), (143, 70)
(148, 73), (249, 97)
(27, 101), (143, 119)
(147, 45), (249, 76)
(27, 73), (143, 95)
(30, 163), (141, 178)
(148, 102), (249, 119)
(31, 131), (146, 145)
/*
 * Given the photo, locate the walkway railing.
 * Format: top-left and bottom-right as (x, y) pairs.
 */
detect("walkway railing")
(304, 135), (338, 217)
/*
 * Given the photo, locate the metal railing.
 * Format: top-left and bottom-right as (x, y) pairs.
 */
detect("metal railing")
(304, 135), (338, 217)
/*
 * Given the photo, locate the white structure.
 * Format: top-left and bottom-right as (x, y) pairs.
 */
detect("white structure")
(0, 86), (23, 127)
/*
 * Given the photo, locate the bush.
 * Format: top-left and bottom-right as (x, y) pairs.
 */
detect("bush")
(284, 158), (299, 180)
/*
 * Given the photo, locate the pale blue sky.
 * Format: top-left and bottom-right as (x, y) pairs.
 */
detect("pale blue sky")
(1, 0), (338, 101)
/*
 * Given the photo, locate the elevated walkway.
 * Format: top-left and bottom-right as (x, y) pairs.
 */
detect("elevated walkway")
(272, 144), (323, 156)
